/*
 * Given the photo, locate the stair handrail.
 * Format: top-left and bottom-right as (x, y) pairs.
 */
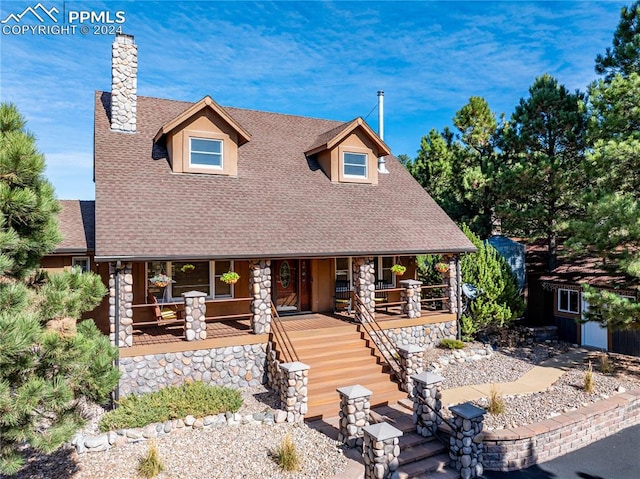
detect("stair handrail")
(352, 292), (402, 381)
(270, 305), (299, 363)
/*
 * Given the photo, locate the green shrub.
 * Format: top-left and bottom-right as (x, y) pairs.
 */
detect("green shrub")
(439, 338), (465, 349)
(99, 381), (243, 431)
(137, 441), (164, 478)
(274, 433), (300, 472)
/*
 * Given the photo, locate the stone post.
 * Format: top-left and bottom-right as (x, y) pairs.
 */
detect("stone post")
(336, 385), (372, 448)
(109, 262), (133, 348)
(412, 372), (444, 438)
(397, 345), (424, 396)
(278, 362), (309, 423)
(362, 422), (403, 479)
(249, 259), (272, 334)
(182, 291), (207, 341)
(449, 403), (485, 479)
(399, 279), (422, 318)
(353, 257), (376, 322)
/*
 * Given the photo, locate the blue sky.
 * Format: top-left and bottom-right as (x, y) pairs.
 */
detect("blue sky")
(0, 0), (626, 200)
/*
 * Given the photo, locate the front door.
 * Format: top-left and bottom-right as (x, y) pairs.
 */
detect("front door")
(273, 259), (311, 314)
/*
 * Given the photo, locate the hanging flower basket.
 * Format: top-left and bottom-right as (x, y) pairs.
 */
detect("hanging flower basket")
(180, 263), (195, 273)
(221, 271), (240, 285)
(435, 262), (449, 274)
(149, 273), (172, 288)
(390, 264), (406, 276)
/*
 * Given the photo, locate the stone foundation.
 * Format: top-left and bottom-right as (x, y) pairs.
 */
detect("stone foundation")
(384, 320), (457, 349)
(118, 343), (266, 396)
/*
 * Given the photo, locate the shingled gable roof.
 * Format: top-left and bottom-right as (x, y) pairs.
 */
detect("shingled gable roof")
(153, 95), (251, 145)
(306, 117), (391, 157)
(94, 91), (475, 260)
(54, 200), (95, 253)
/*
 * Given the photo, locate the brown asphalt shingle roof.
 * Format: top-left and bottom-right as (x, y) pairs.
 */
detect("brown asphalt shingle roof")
(94, 92), (475, 260)
(55, 200), (95, 253)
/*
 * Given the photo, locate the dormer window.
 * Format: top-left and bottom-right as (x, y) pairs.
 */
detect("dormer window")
(343, 152), (368, 178)
(190, 137), (223, 169)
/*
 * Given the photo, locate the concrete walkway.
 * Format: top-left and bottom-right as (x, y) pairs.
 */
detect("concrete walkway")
(442, 348), (590, 405)
(326, 348), (592, 479)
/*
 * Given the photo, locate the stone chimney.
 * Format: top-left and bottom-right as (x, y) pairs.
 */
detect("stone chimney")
(110, 33), (137, 132)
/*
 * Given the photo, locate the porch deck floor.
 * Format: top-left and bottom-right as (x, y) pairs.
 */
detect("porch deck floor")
(131, 308), (450, 346)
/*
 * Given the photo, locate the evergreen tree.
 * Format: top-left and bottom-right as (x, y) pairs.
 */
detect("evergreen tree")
(595, 1), (640, 80)
(0, 103), (119, 475)
(410, 97), (503, 238)
(499, 74), (588, 271)
(0, 103), (61, 279)
(459, 225), (524, 340)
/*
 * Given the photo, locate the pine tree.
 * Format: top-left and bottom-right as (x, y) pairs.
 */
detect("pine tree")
(595, 1), (640, 80)
(460, 224), (524, 340)
(0, 103), (119, 475)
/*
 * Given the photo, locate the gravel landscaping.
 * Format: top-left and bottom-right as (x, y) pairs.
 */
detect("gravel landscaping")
(7, 342), (640, 479)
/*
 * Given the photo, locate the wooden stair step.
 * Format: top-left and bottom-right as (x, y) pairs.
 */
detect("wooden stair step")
(298, 353), (377, 369)
(285, 325), (357, 339)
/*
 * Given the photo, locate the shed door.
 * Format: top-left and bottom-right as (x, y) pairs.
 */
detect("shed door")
(581, 296), (608, 350)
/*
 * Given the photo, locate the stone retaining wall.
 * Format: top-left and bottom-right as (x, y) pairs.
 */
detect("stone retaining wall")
(73, 410), (288, 454)
(383, 320), (457, 349)
(118, 344), (267, 396)
(483, 388), (640, 471)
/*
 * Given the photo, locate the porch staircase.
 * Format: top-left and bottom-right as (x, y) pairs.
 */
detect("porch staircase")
(283, 321), (406, 419)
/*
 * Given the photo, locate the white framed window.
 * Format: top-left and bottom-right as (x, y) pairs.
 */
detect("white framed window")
(189, 137), (223, 169)
(558, 288), (579, 314)
(146, 260), (234, 302)
(373, 256), (395, 287)
(335, 257), (352, 288)
(343, 152), (367, 178)
(72, 256), (90, 272)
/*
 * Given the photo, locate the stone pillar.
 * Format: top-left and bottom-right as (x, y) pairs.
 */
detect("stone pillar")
(397, 345), (424, 396)
(412, 372), (444, 438)
(447, 257), (459, 314)
(249, 259), (272, 334)
(449, 403), (486, 479)
(337, 385), (372, 448)
(109, 262), (133, 348)
(182, 291), (207, 341)
(110, 33), (137, 132)
(362, 422), (403, 479)
(400, 279), (422, 318)
(278, 362), (309, 423)
(353, 257), (375, 322)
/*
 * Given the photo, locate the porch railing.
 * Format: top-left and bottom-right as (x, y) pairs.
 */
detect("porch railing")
(352, 293), (402, 381)
(420, 284), (449, 310)
(203, 297), (252, 322)
(270, 305), (299, 363)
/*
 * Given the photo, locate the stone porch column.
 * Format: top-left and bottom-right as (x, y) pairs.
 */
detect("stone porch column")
(249, 259), (272, 334)
(109, 262), (133, 348)
(337, 385), (372, 448)
(400, 279), (422, 318)
(362, 422), (403, 479)
(446, 256), (459, 315)
(182, 291), (207, 341)
(449, 403), (486, 479)
(353, 257), (375, 322)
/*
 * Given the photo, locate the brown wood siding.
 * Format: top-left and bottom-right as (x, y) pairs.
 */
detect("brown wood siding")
(311, 258), (333, 312)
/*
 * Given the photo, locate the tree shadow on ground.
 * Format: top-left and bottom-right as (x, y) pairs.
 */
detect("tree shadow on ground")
(481, 464), (557, 478)
(11, 445), (79, 479)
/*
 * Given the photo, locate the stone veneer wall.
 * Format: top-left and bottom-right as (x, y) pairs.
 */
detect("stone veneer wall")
(383, 320), (457, 349)
(118, 344), (267, 396)
(483, 388), (640, 471)
(109, 262), (133, 348)
(110, 34), (137, 132)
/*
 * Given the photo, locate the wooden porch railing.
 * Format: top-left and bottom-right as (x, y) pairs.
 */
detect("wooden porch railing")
(270, 305), (299, 363)
(420, 283), (449, 310)
(352, 293), (402, 381)
(203, 297), (252, 322)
